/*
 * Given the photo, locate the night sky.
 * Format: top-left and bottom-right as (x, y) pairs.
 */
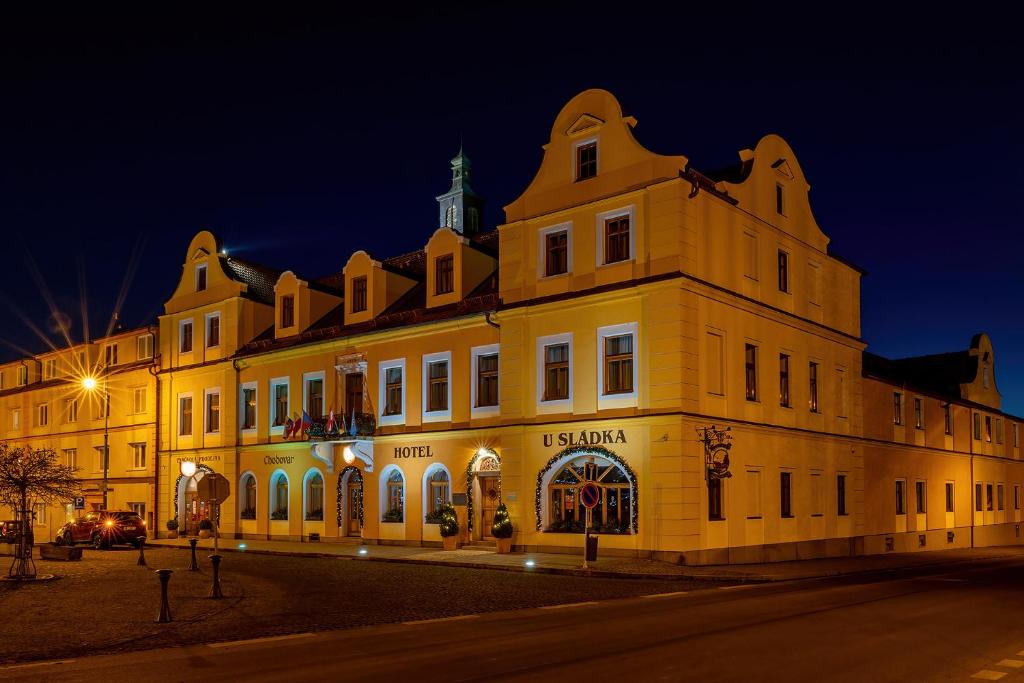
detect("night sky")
(1, 8), (1021, 412)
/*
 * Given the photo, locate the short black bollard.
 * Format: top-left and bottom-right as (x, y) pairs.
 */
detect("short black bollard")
(188, 538), (199, 571)
(137, 537), (147, 567)
(155, 569), (173, 623)
(208, 554), (223, 599)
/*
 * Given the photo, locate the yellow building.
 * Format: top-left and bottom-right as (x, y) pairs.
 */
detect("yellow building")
(0, 326), (158, 541)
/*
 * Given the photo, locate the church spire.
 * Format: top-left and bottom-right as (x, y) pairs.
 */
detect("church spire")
(436, 143), (484, 235)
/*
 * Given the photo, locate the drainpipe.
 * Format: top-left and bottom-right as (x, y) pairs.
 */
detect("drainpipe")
(147, 324), (161, 535)
(233, 357), (244, 540)
(484, 311), (499, 330)
(968, 403), (975, 550)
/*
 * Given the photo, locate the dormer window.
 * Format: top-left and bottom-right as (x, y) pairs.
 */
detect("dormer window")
(351, 277), (367, 313)
(575, 141), (597, 181)
(104, 344), (118, 366)
(435, 254), (454, 295)
(17, 365), (27, 386)
(195, 264), (207, 292)
(281, 295), (295, 328)
(137, 334), (154, 360)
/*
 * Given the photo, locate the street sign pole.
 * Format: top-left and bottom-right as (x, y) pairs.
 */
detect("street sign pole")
(583, 507), (591, 569)
(211, 497), (219, 554)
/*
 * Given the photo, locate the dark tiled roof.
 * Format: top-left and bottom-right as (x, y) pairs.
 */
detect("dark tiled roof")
(220, 256), (283, 305)
(863, 350), (978, 401)
(702, 159), (754, 184)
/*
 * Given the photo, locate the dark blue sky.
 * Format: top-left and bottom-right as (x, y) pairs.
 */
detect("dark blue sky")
(1, 7), (1021, 412)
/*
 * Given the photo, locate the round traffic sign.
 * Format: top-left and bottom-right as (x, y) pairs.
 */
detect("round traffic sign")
(579, 482), (601, 509)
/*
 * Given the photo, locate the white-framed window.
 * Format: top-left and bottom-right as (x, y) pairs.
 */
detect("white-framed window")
(205, 311), (221, 349)
(63, 448), (77, 469)
(130, 442), (146, 469)
(104, 343), (118, 366)
(137, 333), (154, 360)
(11, 408), (20, 430)
(128, 502), (146, 520)
(421, 351), (452, 423)
(303, 468), (325, 521)
(36, 403), (49, 427)
(303, 371), (326, 419)
(65, 397), (78, 423)
(269, 377), (289, 433)
(537, 222), (573, 279)
(32, 503), (46, 526)
(471, 344), (500, 418)
(179, 319), (194, 354)
(43, 358), (57, 379)
(597, 322), (638, 410)
(537, 332), (573, 414)
(573, 136), (598, 181)
(595, 205), (635, 266)
(240, 472), (257, 519)
(270, 470), (289, 520)
(131, 386), (146, 414)
(204, 388), (221, 434)
(195, 263), (207, 292)
(17, 365), (28, 386)
(178, 393), (193, 437)
(422, 463), (452, 521)
(94, 446), (108, 473)
(378, 359), (406, 426)
(379, 465), (405, 523)
(240, 381), (257, 432)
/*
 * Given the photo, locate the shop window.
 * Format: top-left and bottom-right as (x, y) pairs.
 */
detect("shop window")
(305, 471), (324, 521)
(546, 455), (631, 534)
(383, 469), (404, 523)
(240, 474), (256, 520)
(271, 472), (289, 520)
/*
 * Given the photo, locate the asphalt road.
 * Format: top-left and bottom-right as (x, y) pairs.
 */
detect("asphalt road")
(7, 556), (1024, 682)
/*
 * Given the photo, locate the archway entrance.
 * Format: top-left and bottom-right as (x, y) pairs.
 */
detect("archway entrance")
(536, 446), (637, 535)
(175, 464), (215, 536)
(337, 467), (363, 537)
(467, 451), (501, 541)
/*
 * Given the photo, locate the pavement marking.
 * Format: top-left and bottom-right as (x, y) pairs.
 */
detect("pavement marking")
(208, 633), (315, 648)
(539, 601), (600, 610)
(0, 660), (76, 671)
(997, 659), (1024, 668)
(403, 614), (480, 625)
(641, 591), (689, 599)
(971, 670), (1007, 680)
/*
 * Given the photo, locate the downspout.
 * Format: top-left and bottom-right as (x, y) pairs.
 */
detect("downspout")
(484, 311), (500, 330)
(233, 357), (243, 538)
(968, 403), (975, 550)
(147, 324), (161, 536)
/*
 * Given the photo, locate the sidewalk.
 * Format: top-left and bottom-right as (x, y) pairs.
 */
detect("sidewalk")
(146, 536), (1024, 582)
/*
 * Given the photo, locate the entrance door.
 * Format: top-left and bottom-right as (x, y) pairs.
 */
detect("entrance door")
(347, 482), (361, 536)
(345, 373), (364, 417)
(479, 476), (499, 539)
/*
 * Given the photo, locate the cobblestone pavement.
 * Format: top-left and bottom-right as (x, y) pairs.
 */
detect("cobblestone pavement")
(0, 546), (702, 664)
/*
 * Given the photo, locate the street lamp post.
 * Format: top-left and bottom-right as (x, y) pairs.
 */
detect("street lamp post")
(82, 376), (110, 510)
(180, 460), (196, 537)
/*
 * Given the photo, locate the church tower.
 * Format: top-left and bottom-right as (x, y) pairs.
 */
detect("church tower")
(436, 145), (484, 235)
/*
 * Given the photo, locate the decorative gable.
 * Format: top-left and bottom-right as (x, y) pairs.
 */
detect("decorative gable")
(772, 158), (795, 180)
(565, 113), (605, 137)
(191, 247), (211, 261)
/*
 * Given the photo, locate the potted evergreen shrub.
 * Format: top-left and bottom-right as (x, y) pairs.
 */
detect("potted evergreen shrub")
(166, 518), (179, 539)
(198, 518), (213, 539)
(439, 503), (459, 551)
(491, 502), (513, 553)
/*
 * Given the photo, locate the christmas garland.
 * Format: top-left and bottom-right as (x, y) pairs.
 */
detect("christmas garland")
(172, 464), (220, 526)
(465, 449), (502, 533)
(335, 466), (364, 529)
(534, 445), (637, 533)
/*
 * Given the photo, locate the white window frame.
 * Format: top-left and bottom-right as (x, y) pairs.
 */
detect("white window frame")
(572, 136), (599, 181)
(303, 370), (326, 418)
(11, 408), (21, 430)
(422, 462), (453, 522)
(17, 365), (28, 386)
(195, 263), (207, 291)
(537, 222), (573, 279)
(378, 358), (406, 426)
(470, 344), (500, 418)
(43, 358), (57, 379)
(103, 343), (118, 366)
(205, 311), (221, 349)
(536, 332), (573, 415)
(269, 377), (289, 435)
(137, 333), (154, 360)
(131, 386), (146, 414)
(240, 381), (258, 433)
(204, 387), (221, 434)
(179, 318), (194, 355)
(130, 442), (147, 470)
(594, 205), (636, 267)
(36, 403), (49, 427)
(65, 397), (78, 423)
(597, 322), (638, 410)
(421, 351), (452, 423)
(177, 392), (194, 437)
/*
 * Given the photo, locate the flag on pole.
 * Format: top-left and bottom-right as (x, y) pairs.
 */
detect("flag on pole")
(349, 405), (358, 437)
(283, 417), (294, 439)
(326, 409), (336, 434)
(301, 410), (312, 437)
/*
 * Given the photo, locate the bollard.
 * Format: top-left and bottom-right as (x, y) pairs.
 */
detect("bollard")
(208, 554), (223, 599)
(155, 569), (173, 623)
(137, 537), (147, 567)
(188, 538), (199, 571)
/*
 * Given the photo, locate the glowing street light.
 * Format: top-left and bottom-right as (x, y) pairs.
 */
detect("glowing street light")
(82, 376), (97, 391)
(81, 375), (110, 510)
(180, 460), (197, 478)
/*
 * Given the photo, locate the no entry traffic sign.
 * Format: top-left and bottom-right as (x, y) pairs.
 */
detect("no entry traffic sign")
(579, 482), (600, 509)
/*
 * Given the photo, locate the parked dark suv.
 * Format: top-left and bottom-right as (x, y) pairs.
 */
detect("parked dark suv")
(56, 511), (147, 549)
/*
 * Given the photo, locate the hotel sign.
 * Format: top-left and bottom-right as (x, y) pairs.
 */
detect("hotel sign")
(393, 446), (435, 459)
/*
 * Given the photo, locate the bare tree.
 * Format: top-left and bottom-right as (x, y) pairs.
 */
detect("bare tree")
(0, 444), (80, 580)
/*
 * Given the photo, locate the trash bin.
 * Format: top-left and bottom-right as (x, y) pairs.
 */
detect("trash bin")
(585, 532), (599, 563)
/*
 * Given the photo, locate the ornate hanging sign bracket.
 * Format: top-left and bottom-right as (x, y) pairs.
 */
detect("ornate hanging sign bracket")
(697, 424), (732, 480)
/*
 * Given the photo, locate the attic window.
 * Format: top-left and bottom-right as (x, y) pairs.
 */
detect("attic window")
(281, 295), (295, 329)
(196, 264), (208, 292)
(435, 254), (454, 295)
(775, 184), (785, 216)
(351, 277), (367, 313)
(575, 141), (597, 181)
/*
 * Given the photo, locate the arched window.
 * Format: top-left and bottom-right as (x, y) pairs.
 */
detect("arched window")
(546, 455), (630, 534)
(424, 467), (450, 522)
(271, 471), (289, 520)
(445, 204), (457, 229)
(383, 469), (404, 523)
(305, 471), (324, 521)
(240, 473), (256, 520)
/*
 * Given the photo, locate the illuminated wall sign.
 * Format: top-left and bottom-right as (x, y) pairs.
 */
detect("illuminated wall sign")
(263, 455), (295, 465)
(543, 430), (627, 448)
(393, 446), (435, 459)
(176, 455), (220, 467)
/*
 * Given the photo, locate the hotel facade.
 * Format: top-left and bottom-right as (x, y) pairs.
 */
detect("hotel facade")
(5, 89), (1022, 564)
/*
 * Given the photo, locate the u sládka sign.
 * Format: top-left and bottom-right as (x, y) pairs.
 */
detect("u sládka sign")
(543, 430), (627, 448)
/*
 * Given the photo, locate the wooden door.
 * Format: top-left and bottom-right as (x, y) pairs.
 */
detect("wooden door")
(480, 477), (499, 539)
(347, 483), (361, 536)
(345, 373), (364, 416)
